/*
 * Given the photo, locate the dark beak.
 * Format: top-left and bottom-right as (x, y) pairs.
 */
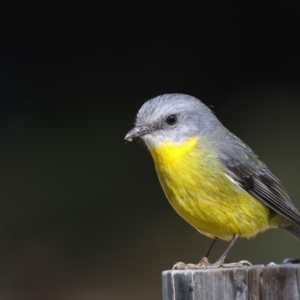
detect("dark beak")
(125, 126), (152, 142)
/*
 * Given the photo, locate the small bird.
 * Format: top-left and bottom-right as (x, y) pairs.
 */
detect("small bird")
(125, 94), (300, 269)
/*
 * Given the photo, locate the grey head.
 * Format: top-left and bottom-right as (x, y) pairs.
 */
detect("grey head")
(125, 94), (223, 149)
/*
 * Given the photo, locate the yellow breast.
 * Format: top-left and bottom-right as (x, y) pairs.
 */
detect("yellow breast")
(149, 137), (270, 240)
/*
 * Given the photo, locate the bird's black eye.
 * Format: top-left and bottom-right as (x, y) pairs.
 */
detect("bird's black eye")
(166, 114), (177, 125)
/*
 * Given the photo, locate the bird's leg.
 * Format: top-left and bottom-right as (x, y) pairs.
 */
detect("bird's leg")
(212, 235), (251, 268)
(218, 235), (239, 264)
(204, 238), (217, 258)
(211, 235), (238, 267)
(198, 238), (217, 266)
(173, 235), (251, 270)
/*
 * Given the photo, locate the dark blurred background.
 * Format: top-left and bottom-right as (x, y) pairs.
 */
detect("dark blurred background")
(1, 1), (300, 299)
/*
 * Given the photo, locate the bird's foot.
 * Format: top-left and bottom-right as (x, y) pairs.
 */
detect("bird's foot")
(172, 256), (210, 269)
(173, 262), (202, 270)
(172, 259), (252, 270)
(220, 260), (252, 268)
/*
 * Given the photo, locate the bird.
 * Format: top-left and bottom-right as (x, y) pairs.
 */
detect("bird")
(125, 93), (300, 269)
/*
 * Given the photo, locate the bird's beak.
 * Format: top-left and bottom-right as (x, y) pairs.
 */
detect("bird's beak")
(125, 126), (153, 142)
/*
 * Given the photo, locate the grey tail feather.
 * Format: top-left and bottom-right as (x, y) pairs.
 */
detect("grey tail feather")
(284, 227), (300, 242)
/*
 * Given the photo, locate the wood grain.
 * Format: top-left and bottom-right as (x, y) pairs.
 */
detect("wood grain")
(162, 265), (300, 300)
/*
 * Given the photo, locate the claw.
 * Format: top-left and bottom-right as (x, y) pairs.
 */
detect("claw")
(173, 262), (200, 270)
(220, 260), (252, 268)
(172, 259), (252, 270)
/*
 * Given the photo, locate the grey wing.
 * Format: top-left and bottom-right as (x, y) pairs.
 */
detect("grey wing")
(218, 133), (300, 226)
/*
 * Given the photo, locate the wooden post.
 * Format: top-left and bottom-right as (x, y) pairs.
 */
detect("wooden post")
(162, 264), (300, 300)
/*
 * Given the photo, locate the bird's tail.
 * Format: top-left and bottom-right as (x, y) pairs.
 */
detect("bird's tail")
(284, 227), (300, 241)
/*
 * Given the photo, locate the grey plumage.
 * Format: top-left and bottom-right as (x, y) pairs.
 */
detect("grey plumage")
(216, 131), (300, 227)
(132, 94), (222, 147)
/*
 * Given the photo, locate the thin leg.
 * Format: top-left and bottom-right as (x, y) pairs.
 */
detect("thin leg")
(203, 238), (217, 258)
(212, 234), (251, 268)
(198, 238), (217, 266)
(173, 234), (251, 270)
(214, 235), (239, 265)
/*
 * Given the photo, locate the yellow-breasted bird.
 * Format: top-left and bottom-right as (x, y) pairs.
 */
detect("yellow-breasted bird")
(125, 94), (300, 269)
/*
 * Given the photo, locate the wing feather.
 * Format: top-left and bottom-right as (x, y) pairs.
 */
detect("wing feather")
(218, 132), (300, 226)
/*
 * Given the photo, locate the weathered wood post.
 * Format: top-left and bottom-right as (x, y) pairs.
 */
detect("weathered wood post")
(162, 264), (300, 299)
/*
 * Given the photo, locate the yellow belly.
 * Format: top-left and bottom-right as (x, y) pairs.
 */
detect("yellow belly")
(149, 137), (271, 241)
